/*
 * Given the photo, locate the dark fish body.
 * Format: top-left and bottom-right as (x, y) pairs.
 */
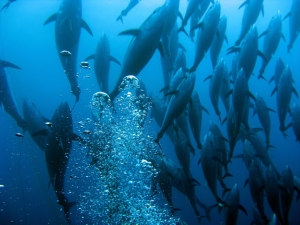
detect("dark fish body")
(190, 1), (220, 73)
(232, 69), (249, 139)
(224, 184), (240, 225)
(254, 93), (272, 147)
(86, 33), (120, 93)
(238, 128), (280, 179)
(161, 0), (180, 57)
(160, 23), (179, 91)
(286, 0), (300, 52)
(44, 0), (93, 102)
(23, 98), (49, 151)
(156, 72), (196, 140)
(242, 140), (256, 170)
(209, 121), (228, 178)
(237, 25), (259, 80)
(176, 111), (195, 155)
(210, 15), (227, 69)
(265, 165), (285, 225)
(270, 57), (285, 89)
(110, 4), (168, 101)
(180, 0), (203, 30)
(252, 205), (266, 225)
(45, 101), (76, 223)
(174, 131), (191, 178)
(230, 53), (239, 82)
(291, 103), (300, 141)
(189, 0), (211, 41)
(276, 66), (295, 135)
(280, 166), (294, 224)
(235, 0), (264, 45)
(188, 91), (204, 150)
(249, 158), (267, 222)
(0, 60), (25, 130)
(116, 0), (140, 23)
(201, 131), (220, 202)
(173, 49), (186, 75)
(258, 11), (282, 79)
(208, 59), (225, 121)
(220, 63), (230, 114)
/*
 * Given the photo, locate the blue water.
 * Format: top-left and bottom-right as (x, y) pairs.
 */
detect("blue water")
(0, 0), (299, 224)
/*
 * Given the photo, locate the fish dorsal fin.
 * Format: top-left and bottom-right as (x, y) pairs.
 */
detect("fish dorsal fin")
(109, 56), (121, 66)
(0, 60), (21, 70)
(119, 29), (140, 36)
(44, 13), (57, 25)
(81, 19), (93, 36)
(85, 54), (95, 61)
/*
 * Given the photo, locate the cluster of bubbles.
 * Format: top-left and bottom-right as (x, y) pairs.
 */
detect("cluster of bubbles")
(77, 76), (180, 224)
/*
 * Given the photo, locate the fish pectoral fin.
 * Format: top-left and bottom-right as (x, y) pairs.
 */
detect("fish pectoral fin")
(224, 35), (228, 45)
(239, 204), (248, 215)
(267, 107), (276, 113)
(281, 33), (286, 42)
(257, 50), (267, 61)
(292, 87), (299, 98)
(238, 0), (249, 10)
(283, 12), (291, 21)
(178, 42), (187, 52)
(157, 41), (164, 57)
(81, 19), (93, 36)
(72, 133), (86, 145)
(258, 30), (268, 39)
(0, 60), (21, 70)
(247, 91), (256, 102)
(31, 129), (49, 137)
(118, 28), (140, 36)
(244, 178), (249, 187)
(261, 4), (264, 17)
(270, 86), (278, 96)
(110, 56), (121, 66)
(85, 54), (95, 61)
(164, 90), (179, 97)
(44, 13), (57, 25)
(224, 89), (233, 99)
(201, 106), (209, 115)
(203, 75), (212, 82)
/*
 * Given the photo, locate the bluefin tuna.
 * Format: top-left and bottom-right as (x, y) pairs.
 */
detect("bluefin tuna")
(85, 33), (121, 93)
(189, 1), (220, 73)
(116, 0), (140, 23)
(253, 93), (276, 149)
(258, 11), (284, 80)
(44, 0), (93, 102)
(235, 0), (264, 45)
(284, 0), (300, 52)
(210, 16), (228, 69)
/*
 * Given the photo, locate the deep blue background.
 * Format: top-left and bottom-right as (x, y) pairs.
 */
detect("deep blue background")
(0, 0), (299, 224)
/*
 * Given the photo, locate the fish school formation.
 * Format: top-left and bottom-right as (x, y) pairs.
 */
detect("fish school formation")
(1, 0), (300, 224)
